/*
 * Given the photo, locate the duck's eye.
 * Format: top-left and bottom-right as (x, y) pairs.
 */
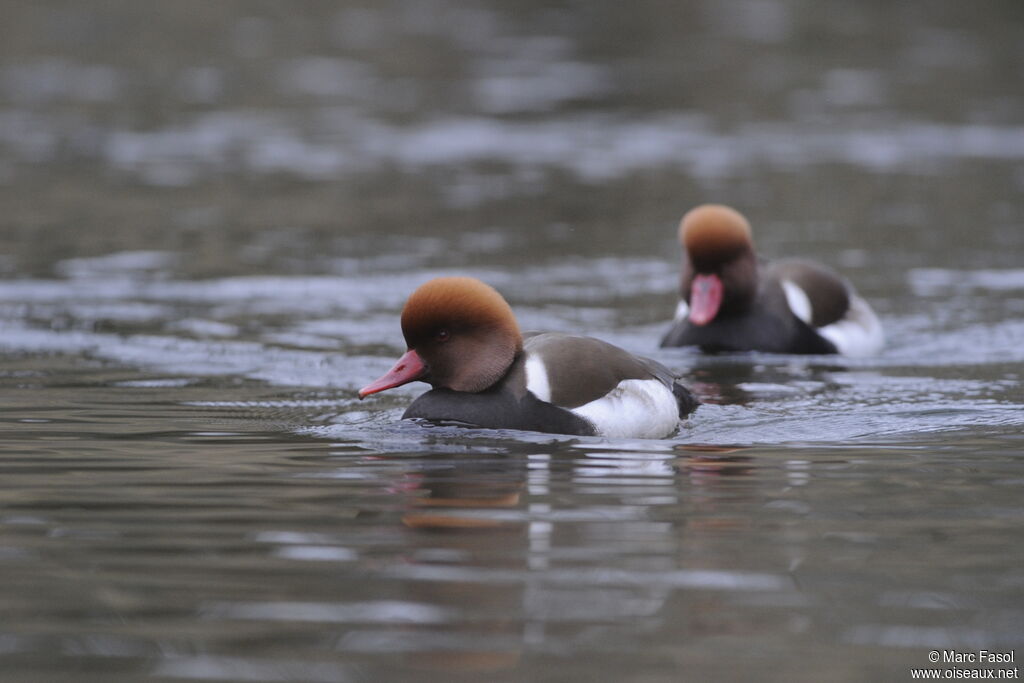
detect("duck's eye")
(434, 329), (450, 343)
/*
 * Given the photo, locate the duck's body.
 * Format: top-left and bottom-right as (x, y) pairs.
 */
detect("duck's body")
(361, 278), (697, 438)
(660, 205), (883, 356)
(406, 332), (696, 438)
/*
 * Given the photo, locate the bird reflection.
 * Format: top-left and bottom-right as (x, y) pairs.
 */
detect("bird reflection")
(372, 427), (779, 676)
(400, 452), (527, 531)
(683, 354), (848, 407)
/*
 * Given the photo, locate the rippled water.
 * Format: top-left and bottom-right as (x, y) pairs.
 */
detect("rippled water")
(2, 1), (1023, 681)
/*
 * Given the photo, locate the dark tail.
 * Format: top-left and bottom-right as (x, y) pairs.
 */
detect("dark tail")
(672, 381), (700, 418)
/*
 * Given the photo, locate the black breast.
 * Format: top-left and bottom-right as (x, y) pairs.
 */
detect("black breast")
(401, 355), (596, 436)
(402, 386), (596, 435)
(660, 279), (838, 354)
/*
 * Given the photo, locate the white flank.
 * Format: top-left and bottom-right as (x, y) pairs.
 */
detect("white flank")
(781, 280), (813, 324)
(818, 295), (885, 357)
(673, 298), (690, 322)
(523, 353), (552, 402)
(571, 379), (680, 439)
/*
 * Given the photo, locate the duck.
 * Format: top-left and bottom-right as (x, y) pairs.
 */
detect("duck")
(660, 204), (884, 356)
(359, 276), (698, 438)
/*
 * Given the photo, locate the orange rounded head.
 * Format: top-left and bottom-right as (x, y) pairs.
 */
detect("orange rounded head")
(679, 204), (754, 271)
(359, 277), (523, 397)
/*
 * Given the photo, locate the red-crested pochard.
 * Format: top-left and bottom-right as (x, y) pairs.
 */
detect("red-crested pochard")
(360, 277), (698, 438)
(660, 204), (884, 355)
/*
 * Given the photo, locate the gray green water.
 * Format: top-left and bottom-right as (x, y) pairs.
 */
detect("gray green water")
(1, 1), (1023, 681)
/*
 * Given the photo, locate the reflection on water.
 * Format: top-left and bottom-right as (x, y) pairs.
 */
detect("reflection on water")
(2, 0), (1024, 681)
(3, 376), (1021, 681)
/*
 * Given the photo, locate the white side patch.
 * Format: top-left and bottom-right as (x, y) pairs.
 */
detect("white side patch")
(818, 295), (885, 357)
(523, 353), (551, 403)
(571, 379), (681, 439)
(781, 280), (813, 324)
(672, 298), (690, 322)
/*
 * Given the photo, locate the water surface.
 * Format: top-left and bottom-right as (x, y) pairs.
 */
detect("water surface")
(1, 1), (1023, 681)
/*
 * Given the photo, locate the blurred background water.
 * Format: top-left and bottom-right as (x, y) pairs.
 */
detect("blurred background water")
(1, 1), (1023, 681)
